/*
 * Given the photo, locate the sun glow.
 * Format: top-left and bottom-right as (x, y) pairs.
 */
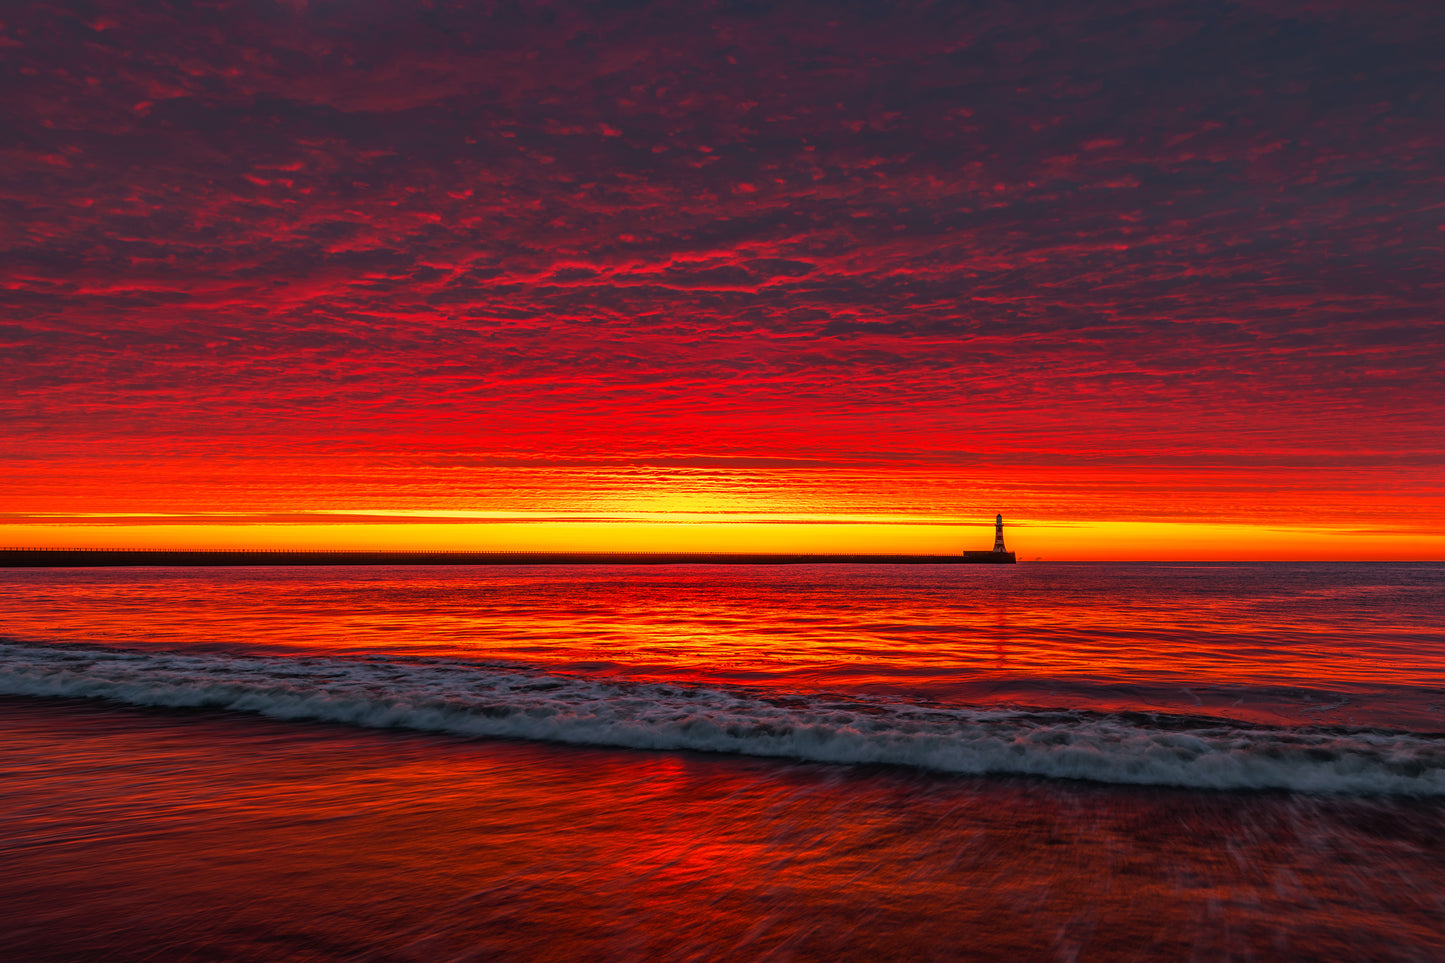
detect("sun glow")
(2, 515), (1439, 560)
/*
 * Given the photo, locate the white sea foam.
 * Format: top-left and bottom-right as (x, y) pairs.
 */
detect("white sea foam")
(2, 641), (1442, 795)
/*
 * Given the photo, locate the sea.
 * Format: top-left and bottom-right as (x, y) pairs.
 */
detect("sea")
(1, 561), (1442, 961)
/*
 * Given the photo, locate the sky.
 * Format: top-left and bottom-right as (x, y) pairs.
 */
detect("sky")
(3, 0), (1442, 559)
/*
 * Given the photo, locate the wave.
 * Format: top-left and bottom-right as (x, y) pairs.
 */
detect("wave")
(2, 641), (1442, 796)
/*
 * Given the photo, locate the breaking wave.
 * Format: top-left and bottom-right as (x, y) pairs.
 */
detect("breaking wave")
(2, 640), (1442, 796)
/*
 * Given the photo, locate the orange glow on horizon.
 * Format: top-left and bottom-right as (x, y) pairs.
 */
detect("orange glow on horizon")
(4, 456), (1442, 562)
(2, 516), (1440, 561)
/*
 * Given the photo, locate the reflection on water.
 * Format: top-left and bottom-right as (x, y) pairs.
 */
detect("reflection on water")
(2, 697), (1442, 963)
(1, 562), (1441, 727)
(2, 564), (1444, 959)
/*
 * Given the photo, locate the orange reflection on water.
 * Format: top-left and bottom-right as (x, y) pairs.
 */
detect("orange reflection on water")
(2, 563), (1442, 729)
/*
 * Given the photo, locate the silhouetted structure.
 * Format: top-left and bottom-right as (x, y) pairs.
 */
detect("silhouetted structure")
(961, 513), (1017, 563)
(0, 545), (1019, 566)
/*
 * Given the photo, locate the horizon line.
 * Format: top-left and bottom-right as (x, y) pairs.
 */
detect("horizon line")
(1, 548), (1435, 566)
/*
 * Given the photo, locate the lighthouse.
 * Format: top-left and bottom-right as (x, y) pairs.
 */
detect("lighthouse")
(960, 513), (1017, 562)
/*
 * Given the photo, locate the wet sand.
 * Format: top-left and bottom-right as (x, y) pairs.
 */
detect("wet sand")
(3, 696), (1441, 962)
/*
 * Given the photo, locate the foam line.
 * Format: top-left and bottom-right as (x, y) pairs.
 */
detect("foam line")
(2, 642), (1441, 795)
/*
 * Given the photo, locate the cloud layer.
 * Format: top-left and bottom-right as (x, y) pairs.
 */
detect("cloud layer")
(3, 0), (1441, 529)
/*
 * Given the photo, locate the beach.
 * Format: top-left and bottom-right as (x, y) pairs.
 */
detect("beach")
(2, 562), (1442, 959)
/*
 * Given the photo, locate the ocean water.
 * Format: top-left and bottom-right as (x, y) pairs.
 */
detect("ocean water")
(1, 562), (1442, 960)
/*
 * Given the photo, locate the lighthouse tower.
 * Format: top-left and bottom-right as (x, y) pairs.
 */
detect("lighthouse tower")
(962, 513), (1016, 562)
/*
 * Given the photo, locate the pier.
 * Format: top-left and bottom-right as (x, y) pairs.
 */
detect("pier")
(0, 549), (1015, 567)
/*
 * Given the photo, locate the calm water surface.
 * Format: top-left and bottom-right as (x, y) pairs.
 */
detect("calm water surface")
(1, 562), (1442, 960)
